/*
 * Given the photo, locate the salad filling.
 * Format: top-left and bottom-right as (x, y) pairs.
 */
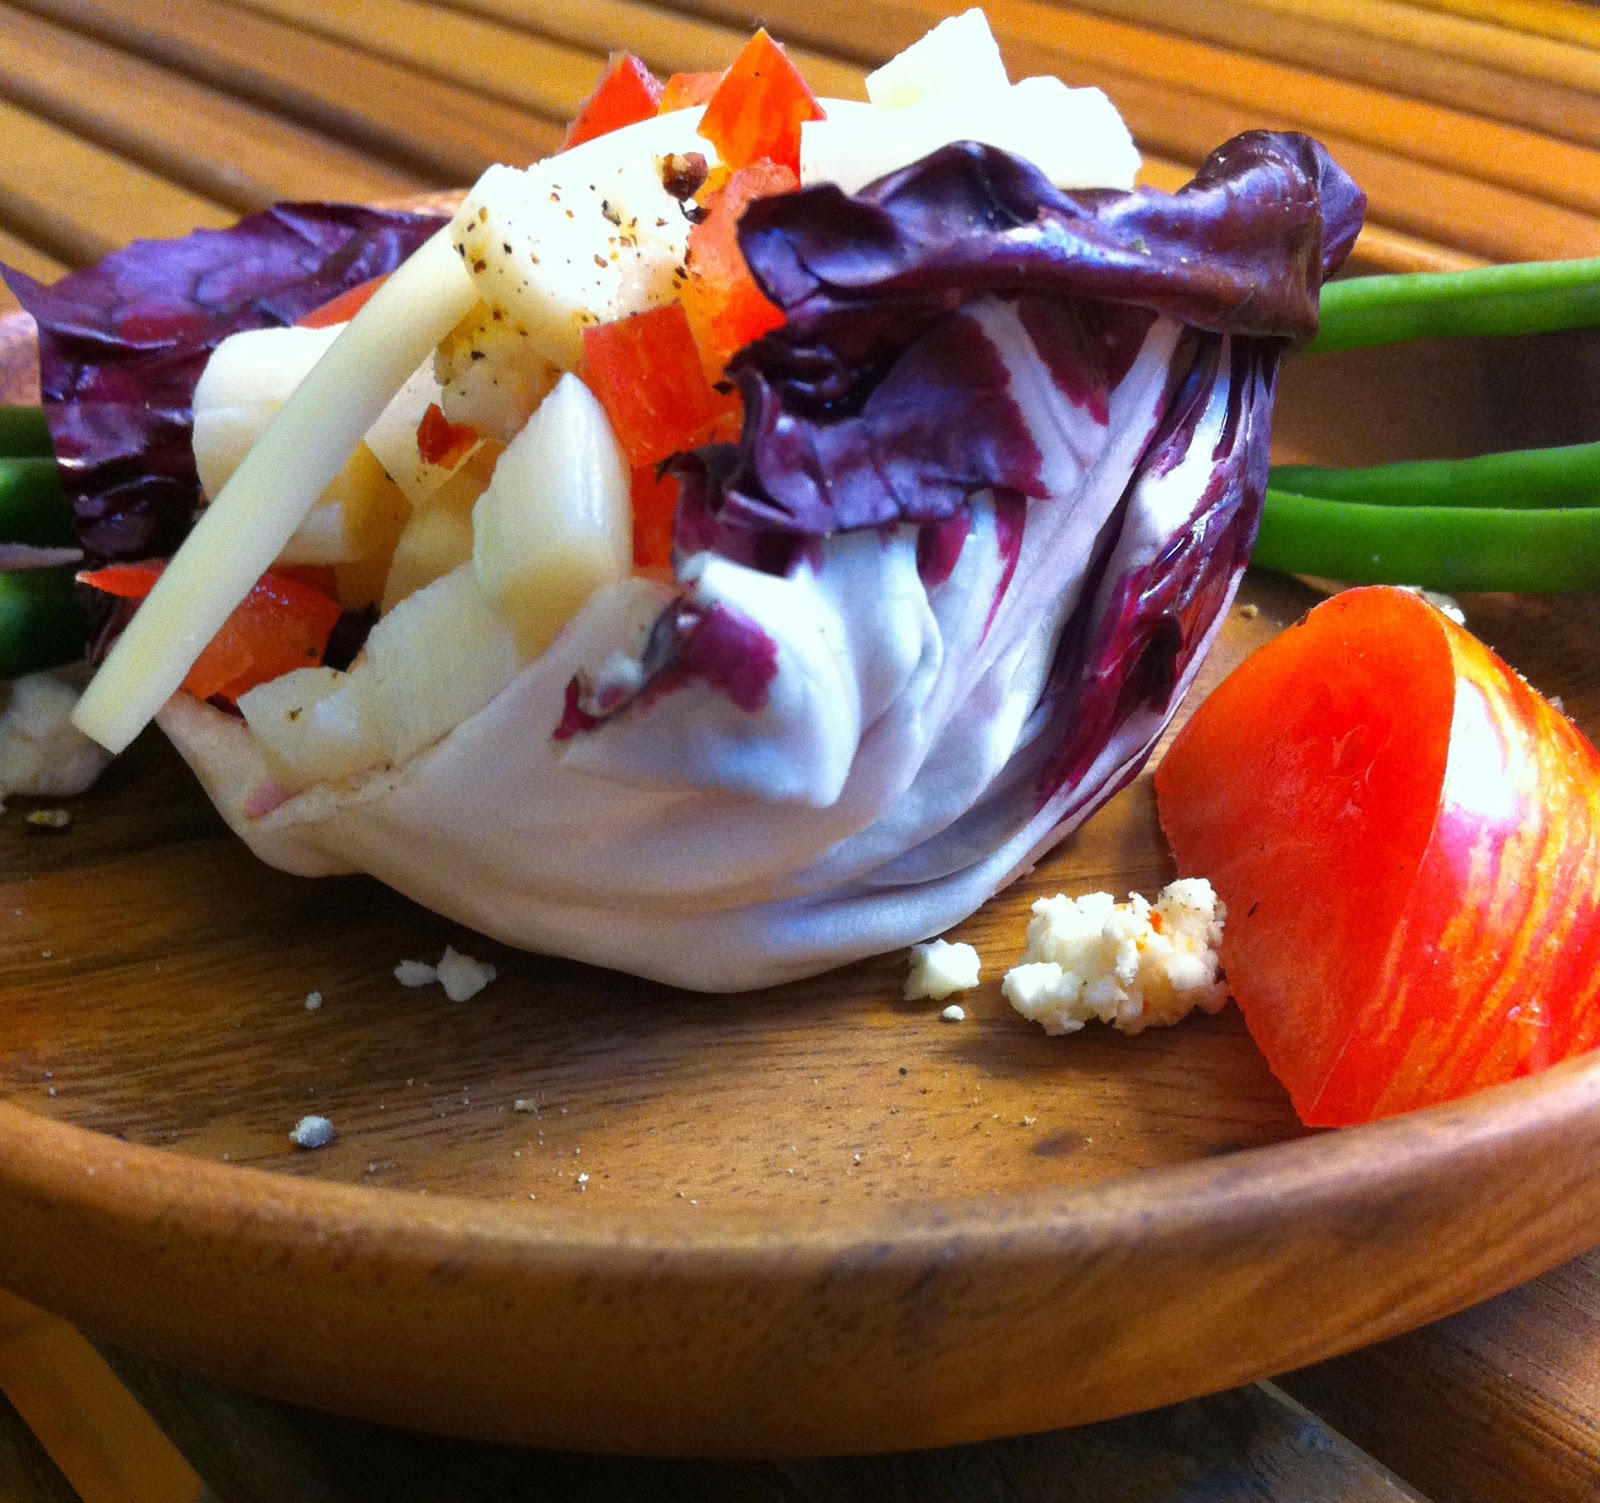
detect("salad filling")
(4, 15), (1363, 990)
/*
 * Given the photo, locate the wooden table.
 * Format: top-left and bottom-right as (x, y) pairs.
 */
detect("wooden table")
(2, 0), (1599, 1498)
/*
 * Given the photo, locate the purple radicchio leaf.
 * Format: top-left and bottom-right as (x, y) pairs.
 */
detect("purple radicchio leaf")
(625, 132), (1359, 753)
(672, 131), (1360, 542)
(2, 203), (446, 569)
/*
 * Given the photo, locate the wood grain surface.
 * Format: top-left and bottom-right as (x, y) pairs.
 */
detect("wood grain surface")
(2, 0), (1600, 1489)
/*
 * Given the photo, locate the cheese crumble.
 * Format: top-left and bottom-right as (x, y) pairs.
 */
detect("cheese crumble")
(0, 671), (111, 813)
(1002, 878), (1228, 1036)
(904, 938), (981, 1001)
(394, 945), (498, 1001)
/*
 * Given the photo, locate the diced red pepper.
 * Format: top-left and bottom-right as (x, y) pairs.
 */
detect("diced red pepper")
(416, 402), (479, 469)
(631, 463), (678, 571)
(580, 302), (736, 467)
(696, 30), (824, 175)
(296, 274), (389, 330)
(564, 53), (665, 150)
(660, 70), (725, 112)
(680, 161), (795, 381)
(79, 562), (343, 706)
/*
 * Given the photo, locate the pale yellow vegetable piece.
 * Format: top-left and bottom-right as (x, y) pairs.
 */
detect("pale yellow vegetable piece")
(800, 77), (1140, 194)
(238, 666), (382, 789)
(73, 229), (478, 754)
(382, 503), (476, 613)
(472, 373), (631, 659)
(360, 562), (520, 767)
(193, 325), (412, 566)
(865, 10), (1010, 109)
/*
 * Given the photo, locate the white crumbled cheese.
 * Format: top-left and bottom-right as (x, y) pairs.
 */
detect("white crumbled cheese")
(941, 1003), (966, 1023)
(1002, 878), (1228, 1036)
(396, 946), (497, 1001)
(394, 959), (437, 988)
(0, 671), (111, 813)
(435, 944), (498, 1002)
(288, 1114), (336, 1149)
(904, 938), (981, 1001)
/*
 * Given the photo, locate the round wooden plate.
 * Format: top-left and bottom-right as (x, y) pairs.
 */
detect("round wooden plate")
(1, 318), (1598, 1457)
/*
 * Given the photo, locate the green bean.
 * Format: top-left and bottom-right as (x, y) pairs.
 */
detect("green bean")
(0, 569), (89, 679)
(1269, 440), (1600, 511)
(0, 406), (52, 457)
(1254, 489), (1600, 594)
(0, 457), (75, 547)
(1309, 257), (1600, 354)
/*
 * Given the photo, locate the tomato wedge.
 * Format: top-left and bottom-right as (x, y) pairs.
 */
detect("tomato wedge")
(296, 274), (389, 329)
(80, 563), (343, 706)
(1155, 586), (1600, 1126)
(580, 302), (737, 466)
(696, 30), (824, 174)
(680, 162), (795, 381)
(564, 52), (664, 149)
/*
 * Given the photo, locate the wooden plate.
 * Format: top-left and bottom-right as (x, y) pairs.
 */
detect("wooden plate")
(1, 320), (1599, 1458)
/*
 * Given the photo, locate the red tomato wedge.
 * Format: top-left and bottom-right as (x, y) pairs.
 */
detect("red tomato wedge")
(696, 30), (824, 175)
(296, 274), (389, 329)
(681, 161), (795, 381)
(660, 69), (725, 112)
(416, 402), (478, 468)
(79, 563), (343, 706)
(580, 302), (737, 467)
(564, 52), (664, 149)
(1155, 586), (1600, 1127)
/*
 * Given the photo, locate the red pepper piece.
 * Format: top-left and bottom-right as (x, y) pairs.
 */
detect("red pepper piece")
(564, 53), (666, 150)
(696, 30), (824, 175)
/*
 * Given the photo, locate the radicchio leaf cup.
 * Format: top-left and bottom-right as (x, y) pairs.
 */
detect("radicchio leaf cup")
(7, 137), (1363, 991)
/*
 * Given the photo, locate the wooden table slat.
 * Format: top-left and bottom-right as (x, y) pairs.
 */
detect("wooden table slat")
(1052, 0), (1600, 144)
(95, 1345), (1429, 1503)
(12, 0), (563, 185)
(0, 5), (427, 216)
(0, 228), (66, 288)
(1279, 1249), (1600, 1503)
(1002, 0), (1600, 218)
(1400, 0), (1600, 52)
(233, 0), (607, 124)
(647, 0), (1600, 263)
(0, 95), (234, 267)
(0, 1392), (84, 1503)
(453, 0), (867, 101)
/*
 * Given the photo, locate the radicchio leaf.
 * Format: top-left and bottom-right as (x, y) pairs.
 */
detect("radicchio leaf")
(2, 203), (446, 567)
(682, 132), (1359, 541)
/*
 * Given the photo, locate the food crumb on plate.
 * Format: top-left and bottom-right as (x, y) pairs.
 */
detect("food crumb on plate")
(904, 938), (981, 1000)
(0, 671), (111, 815)
(304, 990), (323, 1011)
(941, 1003), (966, 1022)
(24, 808), (71, 831)
(394, 945), (499, 1001)
(288, 1114), (336, 1150)
(1002, 878), (1228, 1036)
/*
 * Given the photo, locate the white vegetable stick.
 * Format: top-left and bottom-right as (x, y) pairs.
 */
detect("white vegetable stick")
(73, 229), (478, 754)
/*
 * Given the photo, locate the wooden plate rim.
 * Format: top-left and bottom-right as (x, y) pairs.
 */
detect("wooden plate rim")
(4, 1038), (1600, 1454)
(5, 1048), (1600, 1250)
